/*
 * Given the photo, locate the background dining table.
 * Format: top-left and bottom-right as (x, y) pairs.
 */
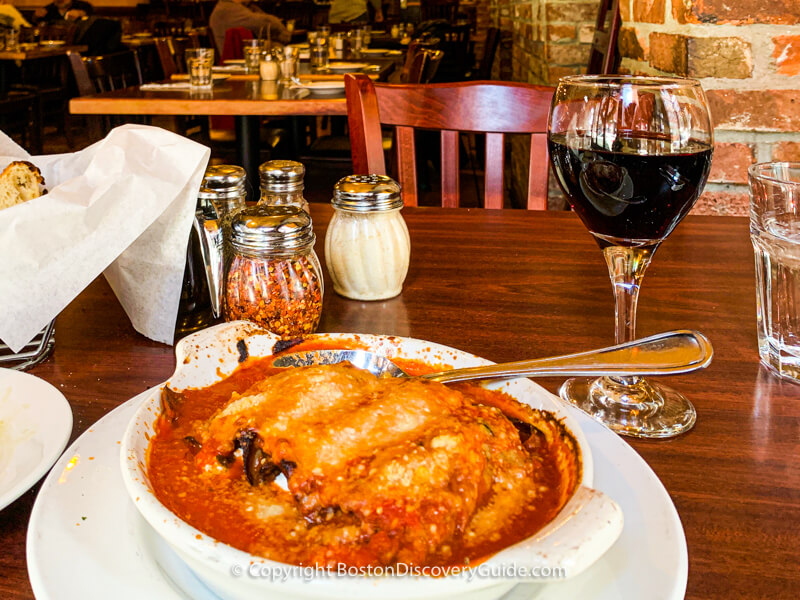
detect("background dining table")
(69, 60), (396, 184)
(1, 207), (798, 599)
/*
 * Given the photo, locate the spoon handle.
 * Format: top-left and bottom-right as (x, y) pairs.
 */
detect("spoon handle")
(421, 330), (713, 384)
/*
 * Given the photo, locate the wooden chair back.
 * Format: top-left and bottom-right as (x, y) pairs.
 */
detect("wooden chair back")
(155, 37), (177, 79)
(345, 74), (553, 209)
(401, 42), (442, 84)
(587, 0), (621, 75)
(421, 0), (460, 22)
(85, 50), (144, 93)
(476, 27), (500, 80)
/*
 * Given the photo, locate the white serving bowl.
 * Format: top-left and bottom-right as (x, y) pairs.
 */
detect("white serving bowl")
(121, 321), (623, 600)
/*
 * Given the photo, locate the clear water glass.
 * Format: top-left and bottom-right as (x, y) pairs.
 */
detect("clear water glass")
(243, 46), (261, 74)
(185, 48), (214, 88)
(750, 162), (800, 382)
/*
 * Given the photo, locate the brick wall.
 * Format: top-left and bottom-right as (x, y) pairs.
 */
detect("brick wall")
(619, 0), (800, 216)
(487, 1), (601, 207)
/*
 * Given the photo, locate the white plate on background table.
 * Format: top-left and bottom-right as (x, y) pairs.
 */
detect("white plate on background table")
(223, 59), (246, 65)
(298, 80), (346, 95)
(0, 368), (72, 511)
(27, 387), (686, 600)
(327, 61), (371, 72)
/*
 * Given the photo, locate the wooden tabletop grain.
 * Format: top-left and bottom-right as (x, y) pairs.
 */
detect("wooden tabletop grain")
(1, 208), (798, 599)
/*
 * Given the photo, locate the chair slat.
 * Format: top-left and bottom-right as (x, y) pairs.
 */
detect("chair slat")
(345, 73), (386, 175)
(440, 130), (459, 208)
(527, 133), (549, 210)
(396, 126), (418, 207)
(484, 132), (504, 209)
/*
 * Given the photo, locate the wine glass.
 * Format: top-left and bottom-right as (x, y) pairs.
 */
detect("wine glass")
(548, 75), (713, 438)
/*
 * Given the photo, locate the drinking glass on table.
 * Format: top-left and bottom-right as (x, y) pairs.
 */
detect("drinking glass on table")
(749, 162), (800, 382)
(243, 45), (262, 74)
(548, 75), (713, 438)
(185, 48), (214, 88)
(286, 19), (296, 34)
(362, 25), (372, 46)
(311, 37), (329, 70)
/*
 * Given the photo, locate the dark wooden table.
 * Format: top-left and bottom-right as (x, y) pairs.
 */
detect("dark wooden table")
(1, 208), (798, 599)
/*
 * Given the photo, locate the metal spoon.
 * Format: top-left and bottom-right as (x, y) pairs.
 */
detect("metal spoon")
(272, 330), (713, 384)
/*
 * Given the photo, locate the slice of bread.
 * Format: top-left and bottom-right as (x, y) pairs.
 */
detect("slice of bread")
(0, 161), (45, 210)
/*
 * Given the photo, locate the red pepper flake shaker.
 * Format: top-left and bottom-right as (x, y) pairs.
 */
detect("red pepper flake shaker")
(224, 205), (323, 337)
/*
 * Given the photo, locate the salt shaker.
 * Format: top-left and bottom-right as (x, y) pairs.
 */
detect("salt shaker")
(258, 160), (309, 211)
(324, 175), (410, 301)
(224, 205), (323, 337)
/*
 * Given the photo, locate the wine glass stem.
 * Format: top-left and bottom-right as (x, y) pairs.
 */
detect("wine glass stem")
(602, 245), (655, 347)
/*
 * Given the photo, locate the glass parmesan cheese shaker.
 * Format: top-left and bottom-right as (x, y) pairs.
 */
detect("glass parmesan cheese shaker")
(224, 205), (323, 337)
(257, 160), (309, 212)
(325, 175), (410, 301)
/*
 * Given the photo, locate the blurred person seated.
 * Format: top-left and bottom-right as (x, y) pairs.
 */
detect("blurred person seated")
(0, 1), (31, 29)
(209, 0), (290, 53)
(35, 0), (93, 24)
(329, 0), (384, 24)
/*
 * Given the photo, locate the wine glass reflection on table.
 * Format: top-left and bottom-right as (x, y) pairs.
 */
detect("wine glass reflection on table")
(548, 75), (713, 438)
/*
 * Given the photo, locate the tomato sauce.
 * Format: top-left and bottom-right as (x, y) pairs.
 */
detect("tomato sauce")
(147, 344), (579, 568)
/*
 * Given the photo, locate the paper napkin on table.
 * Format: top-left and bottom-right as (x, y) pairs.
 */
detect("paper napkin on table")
(139, 81), (193, 91)
(0, 124), (210, 352)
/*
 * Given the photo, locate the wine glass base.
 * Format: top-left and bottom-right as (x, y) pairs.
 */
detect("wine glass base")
(559, 376), (696, 439)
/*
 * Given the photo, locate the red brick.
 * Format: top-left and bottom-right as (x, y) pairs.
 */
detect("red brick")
(547, 42), (591, 65)
(773, 142), (800, 162)
(634, 0), (666, 24)
(546, 2), (599, 22)
(708, 143), (756, 184)
(619, 0), (633, 21)
(648, 32), (688, 75)
(692, 191), (749, 216)
(678, 0), (800, 25)
(618, 27), (645, 60)
(547, 65), (581, 84)
(578, 24), (595, 44)
(707, 90), (800, 132)
(548, 25), (576, 42)
(688, 37), (752, 78)
(773, 35), (800, 77)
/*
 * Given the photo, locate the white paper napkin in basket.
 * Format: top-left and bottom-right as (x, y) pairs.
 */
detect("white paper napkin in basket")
(0, 124), (210, 352)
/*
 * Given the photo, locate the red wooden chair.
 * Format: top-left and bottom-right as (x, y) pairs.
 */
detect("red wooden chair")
(344, 74), (553, 209)
(587, 0), (621, 75)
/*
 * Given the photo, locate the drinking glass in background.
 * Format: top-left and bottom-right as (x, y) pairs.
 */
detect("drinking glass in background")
(311, 37), (329, 70)
(749, 162), (800, 382)
(243, 45), (262, 74)
(278, 46), (298, 83)
(185, 48), (214, 88)
(286, 19), (296, 34)
(349, 29), (364, 57)
(5, 28), (20, 51)
(362, 25), (372, 46)
(548, 75), (713, 438)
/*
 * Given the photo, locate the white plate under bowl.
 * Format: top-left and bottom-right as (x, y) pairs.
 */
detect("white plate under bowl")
(0, 368), (72, 511)
(327, 62), (371, 72)
(27, 377), (686, 600)
(120, 322), (622, 600)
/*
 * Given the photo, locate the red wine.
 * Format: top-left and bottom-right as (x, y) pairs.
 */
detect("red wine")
(548, 135), (712, 248)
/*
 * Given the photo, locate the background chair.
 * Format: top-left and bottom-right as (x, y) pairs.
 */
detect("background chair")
(345, 74), (553, 209)
(587, 0), (621, 75)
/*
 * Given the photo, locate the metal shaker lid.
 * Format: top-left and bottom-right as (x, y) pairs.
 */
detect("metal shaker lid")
(332, 174), (403, 212)
(259, 160), (305, 193)
(198, 165), (247, 200)
(231, 205), (315, 254)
